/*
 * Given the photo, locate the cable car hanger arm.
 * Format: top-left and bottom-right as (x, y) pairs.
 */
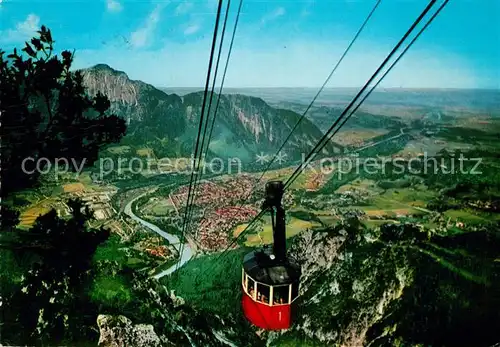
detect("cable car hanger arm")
(262, 181), (287, 262)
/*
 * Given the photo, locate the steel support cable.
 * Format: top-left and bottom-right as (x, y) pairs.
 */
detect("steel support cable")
(284, 0), (447, 190)
(202, 0), (399, 266)
(204, 0), (244, 168)
(253, 0), (382, 187)
(185, 0), (244, 278)
(181, 0), (225, 221)
(289, 0), (451, 189)
(283, 0), (437, 188)
(184, 0), (234, 237)
(198, 0), (381, 266)
(177, 0), (224, 272)
(208, 0), (442, 269)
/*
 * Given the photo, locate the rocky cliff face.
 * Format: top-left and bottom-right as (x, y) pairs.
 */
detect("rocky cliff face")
(266, 223), (500, 347)
(81, 64), (186, 140)
(83, 65), (140, 106)
(95, 274), (260, 347)
(94, 224), (499, 347)
(97, 315), (164, 347)
(80, 64), (341, 161)
(267, 225), (412, 346)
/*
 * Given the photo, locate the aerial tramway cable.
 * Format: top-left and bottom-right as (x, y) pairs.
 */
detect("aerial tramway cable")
(193, 0), (382, 267)
(209, 0), (446, 267)
(177, 0), (243, 279)
(283, 0), (449, 190)
(204, 0), (244, 165)
(254, 0), (381, 185)
(216, 0), (382, 216)
(177, 0), (225, 271)
(184, 0), (237, 239)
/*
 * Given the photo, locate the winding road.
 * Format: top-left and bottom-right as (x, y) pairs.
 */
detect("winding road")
(124, 191), (193, 279)
(355, 127), (407, 153)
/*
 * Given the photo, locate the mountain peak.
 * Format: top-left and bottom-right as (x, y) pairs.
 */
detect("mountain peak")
(81, 64), (138, 105)
(89, 64), (128, 77)
(92, 63), (113, 70)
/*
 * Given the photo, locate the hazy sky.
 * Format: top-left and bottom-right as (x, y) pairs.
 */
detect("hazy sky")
(0, 0), (498, 89)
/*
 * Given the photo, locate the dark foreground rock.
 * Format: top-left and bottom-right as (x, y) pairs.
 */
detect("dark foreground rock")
(97, 315), (163, 347)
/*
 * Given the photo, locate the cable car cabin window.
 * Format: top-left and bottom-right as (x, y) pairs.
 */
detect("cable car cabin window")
(256, 282), (271, 305)
(272, 285), (290, 305)
(246, 277), (256, 299)
(243, 270), (248, 289)
(291, 282), (299, 302)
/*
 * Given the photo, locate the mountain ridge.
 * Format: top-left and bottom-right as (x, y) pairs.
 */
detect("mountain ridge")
(80, 64), (341, 161)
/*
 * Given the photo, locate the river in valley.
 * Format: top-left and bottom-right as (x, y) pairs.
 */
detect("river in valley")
(123, 191), (193, 279)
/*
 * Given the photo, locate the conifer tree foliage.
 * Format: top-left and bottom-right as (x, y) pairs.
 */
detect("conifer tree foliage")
(0, 25), (126, 198)
(0, 27), (123, 344)
(1, 200), (111, 344)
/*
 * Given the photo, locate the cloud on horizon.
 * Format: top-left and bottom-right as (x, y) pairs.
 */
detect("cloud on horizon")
(0, 13), (40, 44)
(175, 1), (193, 16)
(260, 7), (286, 26)
(184, 23), (200, 36)
(106, 0), (122, 13)
(72, 37), (484, 89)
(2, 0), (496, 90)
(129, 4), (166, 48)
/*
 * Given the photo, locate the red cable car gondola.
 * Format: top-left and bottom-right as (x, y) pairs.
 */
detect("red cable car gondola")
(241, 180), (301, 330)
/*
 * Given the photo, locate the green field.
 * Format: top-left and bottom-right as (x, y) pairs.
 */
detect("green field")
(363, 219), (399, 228)
(348, 185), (435, 217)
(316, 215), (339, 226)
(148, 259), (177, 276)
(142, 199), (175, 216)
(234, 216), (321, 247)
(336, 178), (384, 194)
(443, 209), (489, 225)
(380, 187), (436, 205)
(162, 247), (251, 316)
(107, 145), (131, 154)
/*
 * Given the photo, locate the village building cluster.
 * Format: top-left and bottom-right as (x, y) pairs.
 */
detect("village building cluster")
(197, 206), (258, 250)
(134, 235), (175, 260)
(169, 174), (259, 250)
(172, 174), (256, 207)
(68, 188), (118, 220)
